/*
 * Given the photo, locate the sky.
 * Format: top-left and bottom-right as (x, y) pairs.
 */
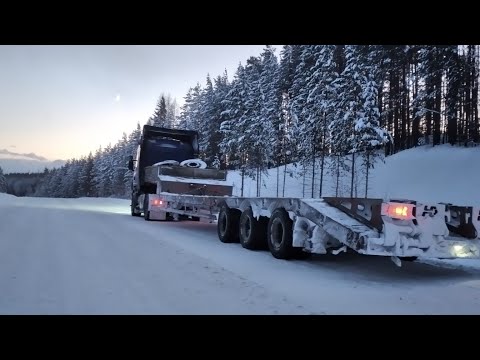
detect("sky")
(0, 45), (277, 161)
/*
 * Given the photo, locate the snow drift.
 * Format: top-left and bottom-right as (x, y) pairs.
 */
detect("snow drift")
(226, 144), (480, 206)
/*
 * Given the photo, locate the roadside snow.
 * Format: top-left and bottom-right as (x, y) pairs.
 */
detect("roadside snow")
(370, 145), (480, 205)
(227, 144), (480, 206)
(0, 193), (16, 203)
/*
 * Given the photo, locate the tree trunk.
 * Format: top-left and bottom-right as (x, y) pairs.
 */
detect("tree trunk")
(302, 164), (306, 198)
(433, 69), (442, 146)
(350, 152), (355, 198)
(319, 149), (325, 198)
(401, 64), (407, 150)
(241, 168), (245, 197)
(311, 157), (315, 198)
(425, 76), (433, 144)
(319, 125), (326, 198)
(465, 46), (472, 144)
(472, 45), (479, 143)
(412, 62), (420, 146)
(256, 167), (259, 197)
(447, 49), (459, 145)
(276, 157), (280, 197)
(311, 132), (316, 198)
(335, 156), (340, 197)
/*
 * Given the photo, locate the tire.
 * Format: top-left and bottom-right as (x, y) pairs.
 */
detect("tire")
(180, 159), (207, 169)
(217, 204), (240, 243)
(267, 208), (308, 260)
(239, 207), (268, 250)
(267, 208), (294, 259)
(153, 160), (180, 167)
(131, 194), (141, 217)
(144, 194), (151, 221)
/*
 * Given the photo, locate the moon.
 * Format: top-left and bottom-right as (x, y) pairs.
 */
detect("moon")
(115, 94), (121, 102)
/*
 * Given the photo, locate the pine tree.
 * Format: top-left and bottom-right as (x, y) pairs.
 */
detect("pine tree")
(220, 64), (246, 173)
(111, 142), (126, 197)
(219, 61), (258, 195)
(259, 46), (281, 171)
(165, 95), (178, 128)
(92, 146), (108, 197)
(149, 95), (168, 127)
(62, 159), (82, 197)
(124, 122), (141, 195)
(303, 45), (339, 197)
(238, 56), (264, 193)
(445, 46), (461, 145)
(197, 73), (229, 166)
(330, 45), (389, 198)
(0, 166), (7, 193)
(178, 83), (203, 131)
(78, 152), (94, 197)
(278, 45), (302, 196)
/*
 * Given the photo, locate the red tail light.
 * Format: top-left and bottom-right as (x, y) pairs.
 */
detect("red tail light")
(382, 202), (414, 220)
(152, 199), (163, 206)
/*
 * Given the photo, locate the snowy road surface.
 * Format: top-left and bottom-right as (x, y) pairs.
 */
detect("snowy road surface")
(1, 195), (480, 315)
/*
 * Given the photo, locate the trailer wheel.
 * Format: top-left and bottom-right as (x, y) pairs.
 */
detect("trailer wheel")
(217, 204), (240, 243)
(144, 194), (151, 221)
(239, 207), (268, 250)
(267, 208), (297, 259)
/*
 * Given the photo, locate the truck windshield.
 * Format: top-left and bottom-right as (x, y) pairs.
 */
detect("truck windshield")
(143, 137), (195, 166)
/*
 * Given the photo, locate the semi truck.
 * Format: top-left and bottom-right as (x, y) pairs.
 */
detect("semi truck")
(128, 125), (480, 266)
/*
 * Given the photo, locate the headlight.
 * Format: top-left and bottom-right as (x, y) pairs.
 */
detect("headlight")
(452, 244), (470, 258)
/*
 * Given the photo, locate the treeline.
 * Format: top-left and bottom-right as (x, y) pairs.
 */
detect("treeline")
(31, 125), (142, 198)
(0, 166), (7, 194)
(31, 45), (479, 199)
(3, 172), (44, 196)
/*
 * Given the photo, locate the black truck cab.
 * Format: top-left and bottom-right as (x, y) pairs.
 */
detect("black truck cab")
(129, 125), (199, 216)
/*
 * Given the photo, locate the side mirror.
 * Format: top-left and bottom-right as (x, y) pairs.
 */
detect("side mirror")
(127, 155), (134, 171)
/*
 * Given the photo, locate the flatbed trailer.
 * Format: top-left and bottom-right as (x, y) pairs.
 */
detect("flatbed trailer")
(139, 169), (480, 264)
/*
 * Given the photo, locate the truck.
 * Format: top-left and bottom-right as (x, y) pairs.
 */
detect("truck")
(128, 125), (480, 266)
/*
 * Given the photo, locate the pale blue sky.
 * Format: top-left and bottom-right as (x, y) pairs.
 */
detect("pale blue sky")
(0, 45), (275, 160)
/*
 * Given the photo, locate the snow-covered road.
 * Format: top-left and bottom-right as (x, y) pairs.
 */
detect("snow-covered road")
(1, 194), (480, 314)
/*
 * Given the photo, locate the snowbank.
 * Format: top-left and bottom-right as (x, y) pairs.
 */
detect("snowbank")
(226, 144), (480, 206)
(0, 195), (128, 215)
(0, 193), (16, 205)
(369, 144), (480, 205)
